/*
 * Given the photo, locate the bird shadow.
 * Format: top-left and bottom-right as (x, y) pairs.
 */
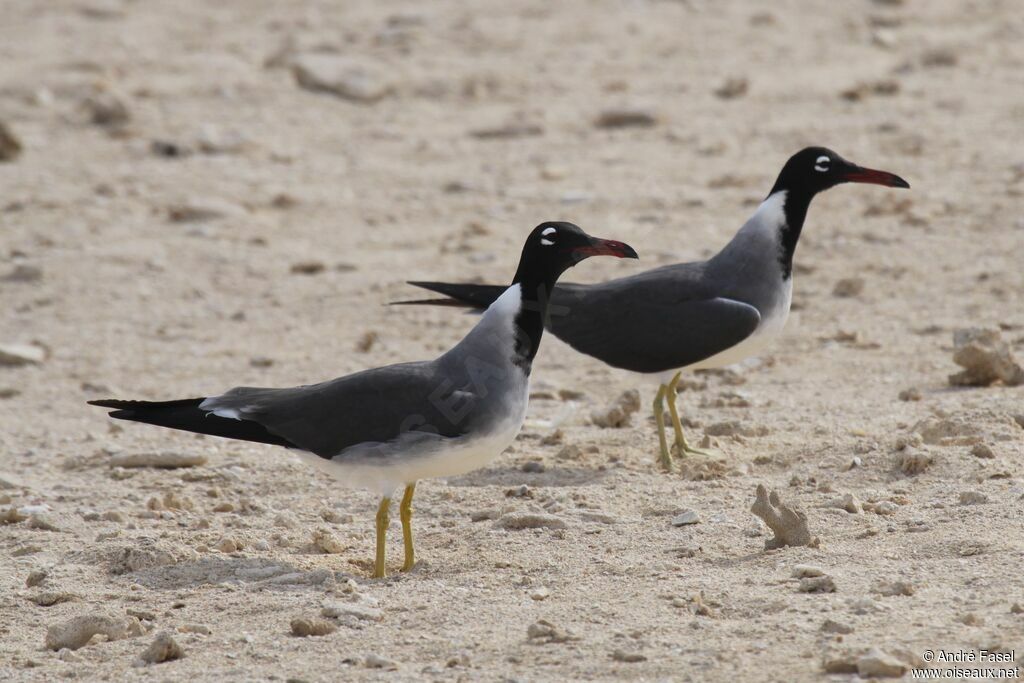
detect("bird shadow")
(127, 555), (353, 591)
(446, 465), (607, 488)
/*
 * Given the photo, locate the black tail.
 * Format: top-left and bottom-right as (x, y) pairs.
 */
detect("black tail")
(395, 281), (506, 310)
(87, 398), (295, 449)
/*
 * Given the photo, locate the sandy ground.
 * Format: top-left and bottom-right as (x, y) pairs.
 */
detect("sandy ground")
(2, 0), (1024, 680)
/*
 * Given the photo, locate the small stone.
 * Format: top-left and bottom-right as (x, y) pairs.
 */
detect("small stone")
(714, 77), (749, 99)
(195, 126), (249, 155)
(798, 576), (837, 593)
(529, 587), (550, 601)
(1, 507), (27, 524)
(107, 537), (192, 575)
(921, 47), (958, 68)
(590, 389), (641, 428)
(874, 580), (915, 596)
(212, 502), (234, 513)
(171, 198), (247, 223)
(151, 140), (192, 158)
(857, 648), (907, 678)
(290, 260), (325, 275)
(971, 443), (996, 459)
(895, 450), (932, 475)
(823, 656), (859, 674)
(26, 569), (47, 587)
(249, 356), (273, 368)
(506, 484), (531, 498)
(469, 121), (544, 140)
(126, 609), (155, 622)
(83, 90), (130, 127)
(319, 508), (352, 524)
(593, 108), (658, 129)
(960, 612), (983, 626)
(821, 619), (854, 634)
(959, 490), (989, 505)
(833, 277), (865, 298)
(292, 55), (394, 103)
(913, 416), (980, 446)
(356, 331), (378, 353)
(109, 451), (206, 469)
(320, 602), (382, 622)
(312, 527), (346, 554)
(829, 493), (862, 514)
(364, 653), (397, 669)
(871, 501), (898, 516)
(948, 328), (1024, 387)
(792, 564), (825, 578)
(611, 649), (647, 663)
(495, 513), (566, 530)
(540, 165), (568, 180)
(102, 510), (125, 523)
(750, 485), (818, 549)
(31, 591), (78, 606)
(290, 617), (336, 637)
(0, 121), (22, 161)
(521, 460), (545, 473)
(139, 632), (184, 664)
(45, 614), (133, 651)
(274, 512), (299, 528)
(217, 537), (242, 553)
(840, 80), (900, 101)
(159, 491), (194, 511)
(555, 444), (582, 460)
(526, 619), (577, 643)
(704, 420), (769, 438)
(898, 387), (922, 401)
(671, 510), (700, 526)
(178, 624), (211, 635)
(27, 513), (60, 531)
(0, 343), (47, 366)
(2, 264), (43, 283)
(872, 28), (898, 48)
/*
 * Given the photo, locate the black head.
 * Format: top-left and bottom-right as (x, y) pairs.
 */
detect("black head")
(512, 221), (638, 287)
(508, 221), (637, 370)
(769, 146), (910, 197)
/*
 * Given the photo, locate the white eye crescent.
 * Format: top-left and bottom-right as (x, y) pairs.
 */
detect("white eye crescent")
(540, 226), (556, 245)
(540, 238), (554, 246)
(814, 155), (830, 173)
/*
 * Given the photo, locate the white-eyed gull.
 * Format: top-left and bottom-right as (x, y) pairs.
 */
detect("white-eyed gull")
(90, 222), (638, 578)
(403, 148), (909, 470)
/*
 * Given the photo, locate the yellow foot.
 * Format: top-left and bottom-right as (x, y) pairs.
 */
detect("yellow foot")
(665, 371), (715, 460)
(672, 440), (716, 458)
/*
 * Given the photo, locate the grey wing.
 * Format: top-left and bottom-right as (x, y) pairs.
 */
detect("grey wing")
(546, 277), (761, 374)
(200, 361), (475, 458)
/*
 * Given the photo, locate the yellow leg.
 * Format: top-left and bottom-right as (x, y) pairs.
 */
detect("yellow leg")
(653, 384), (672, 471)
(400, 483), (416, 572)
(666, 371), (712, 457)
(373, 496), (391, 579)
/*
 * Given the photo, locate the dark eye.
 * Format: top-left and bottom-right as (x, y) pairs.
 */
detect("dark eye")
(540, 227), (556, 246)
(814, 155), (830, 173)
